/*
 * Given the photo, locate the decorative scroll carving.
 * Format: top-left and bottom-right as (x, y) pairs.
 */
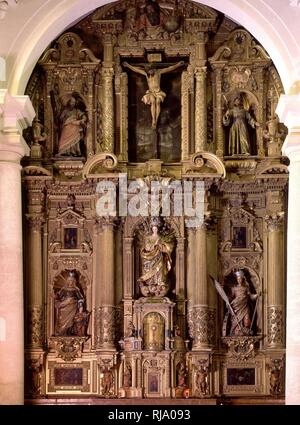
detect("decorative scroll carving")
(267, 306), (284, 347)
(183, 151), (226, 176)
(222, 336), (261, 361)
(188, 306), (215, 347)
(82, 152), (118, 177)
(49, 336), (88, 361)
(97, 306), (116, 349)
(28, 306), (43, 347)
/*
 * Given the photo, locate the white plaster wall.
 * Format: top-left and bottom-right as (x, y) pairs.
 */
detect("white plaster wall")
(0, 0), (300, 94)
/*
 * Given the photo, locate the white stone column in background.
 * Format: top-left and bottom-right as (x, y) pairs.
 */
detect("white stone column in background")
(0, 89), (34, 404)
(277, 94), (300, 405)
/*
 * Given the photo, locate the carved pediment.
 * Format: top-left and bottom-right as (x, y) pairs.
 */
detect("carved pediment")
(228, 207), (255, 224)
(256, 160), (289, 177)
(89, 0), (218, 42)
(58, 209), (84, 225)
(22, 166), (52, 177)
(39, 32), (100, 65)
(210, 29), (270, 64)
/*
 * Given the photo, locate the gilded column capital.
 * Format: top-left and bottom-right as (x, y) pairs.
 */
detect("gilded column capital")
(265, 212), (285, 232)
(26, 213), (45, 231)
(95, 216), (118, 233)
(194, 66), (207, 81)
(101, 67), (114, 78)
(124, 236), (133, 250)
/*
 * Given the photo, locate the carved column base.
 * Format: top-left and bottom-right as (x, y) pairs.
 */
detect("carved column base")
(267, 305), (284, 348)
(27, 306), (43, 348)
(25, 350), (45, 398)
(188, 306), (216, 350)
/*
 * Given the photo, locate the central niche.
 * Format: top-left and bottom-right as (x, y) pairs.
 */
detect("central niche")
(143, 312), (165, 351)
(126, 55), (183, 163)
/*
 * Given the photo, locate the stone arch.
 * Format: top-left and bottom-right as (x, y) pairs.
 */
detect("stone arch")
(1, 1), (298, 96)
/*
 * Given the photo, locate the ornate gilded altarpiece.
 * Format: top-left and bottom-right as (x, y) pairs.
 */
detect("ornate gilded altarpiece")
(23, 0), (287, 402)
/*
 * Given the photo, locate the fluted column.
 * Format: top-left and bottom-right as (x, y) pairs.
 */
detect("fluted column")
(187, 229), (196, 342)
(0, 90), (34, 404)
(277, 94), (300, 404)
(123, 237), (134, 333)
(94, 218), (116, 351)
(194, 67), (207, 152)
(26, 213), (45, 348)
(181, 68), (193, 160)
(101, 34), (114, 153)
(192, 224), (209, 349)
(175, 237), (186, 336)
(265, 213), (285, 349)
(211, 64), (225, 157)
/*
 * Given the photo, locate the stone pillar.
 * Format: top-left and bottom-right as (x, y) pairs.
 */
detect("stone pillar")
(0, 90), (34, 404)
(265, 213), (285, 349)
(194, 67), (207, 152)
(94, 218), (116, 351)
(277, 94), (300, 404)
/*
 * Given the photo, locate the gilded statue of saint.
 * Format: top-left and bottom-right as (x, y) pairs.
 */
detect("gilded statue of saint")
(57, 95), (87, 156)
(223, 95), (260, 155)
(138, 222), (174, 297)
(54, 271), (85, 336)
(123, 61), (184, 129)
(226, 270), (259, 336)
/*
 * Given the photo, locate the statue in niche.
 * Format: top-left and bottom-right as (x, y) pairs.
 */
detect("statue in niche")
(123, 363), (132, 388)
(269, 363), (282, 396)
(138, 219), (174, 297)
(101, 365), (114, 396)
(195, 365), (208, 396)
(143, 312), (165, 351)
(176, 362), (187, 387)
(224, 270), (259, 336)
(223, 95), (260, 155)
(51, 91), (87, 157)
(54, 270), (85, 336)
(173, 325), (185, 351)
(123, 61), (184, 129)
(125, 321), (136, 338)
